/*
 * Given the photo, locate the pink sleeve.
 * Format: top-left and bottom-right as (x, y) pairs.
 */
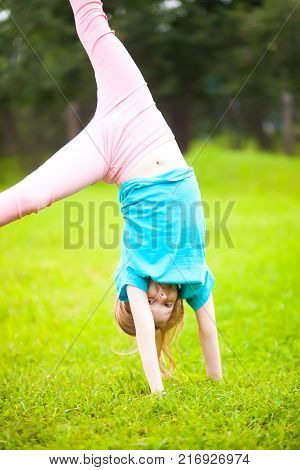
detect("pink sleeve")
(0, 116), (108, 228)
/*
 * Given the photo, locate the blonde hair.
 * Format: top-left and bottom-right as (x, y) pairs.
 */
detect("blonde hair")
(113, 291), (184, 380)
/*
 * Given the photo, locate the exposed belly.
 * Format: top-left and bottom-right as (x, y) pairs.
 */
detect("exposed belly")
(117, 139), (189, 186)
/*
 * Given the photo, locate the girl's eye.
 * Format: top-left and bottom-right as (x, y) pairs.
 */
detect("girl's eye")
(165, 303), (172, 308)
(148, 299), (155, 305)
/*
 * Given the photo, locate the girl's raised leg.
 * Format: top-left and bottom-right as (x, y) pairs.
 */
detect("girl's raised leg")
(0, 1), (152, 228)
(68, 1), (152, 116)
(0, 116), (108, 228)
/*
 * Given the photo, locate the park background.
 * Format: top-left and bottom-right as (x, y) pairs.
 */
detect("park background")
(0, 0), (299, 450)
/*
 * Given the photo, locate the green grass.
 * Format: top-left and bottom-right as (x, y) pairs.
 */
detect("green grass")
(0, 142), (299, 449)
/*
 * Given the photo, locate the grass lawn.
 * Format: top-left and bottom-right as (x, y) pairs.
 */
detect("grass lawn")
(0, 142), (299, 450)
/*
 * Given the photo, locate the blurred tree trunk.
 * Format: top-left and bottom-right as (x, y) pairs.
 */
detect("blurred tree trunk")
(281, 91), (294, 155)
(229, 100), (243, 149)
(0, 107), (23, 156)
(246, 98), (273, 150)
(64, 101), (82, 140)
(163, 98), (191, 154)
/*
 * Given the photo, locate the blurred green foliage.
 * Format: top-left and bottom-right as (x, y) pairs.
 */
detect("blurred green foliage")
(0, 0), (300, 164)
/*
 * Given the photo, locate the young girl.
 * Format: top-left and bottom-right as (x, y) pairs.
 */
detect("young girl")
(0, 1), (222, 394)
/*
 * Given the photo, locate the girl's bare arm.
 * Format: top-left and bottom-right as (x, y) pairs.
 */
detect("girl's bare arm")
(126, 285), (164, 394)
(195, 294), (223, 380)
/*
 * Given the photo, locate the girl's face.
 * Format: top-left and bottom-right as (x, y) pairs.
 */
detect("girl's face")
(147, 280), (179, 328)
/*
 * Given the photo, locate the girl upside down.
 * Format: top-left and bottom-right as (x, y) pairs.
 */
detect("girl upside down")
(0, 1), (222, 394)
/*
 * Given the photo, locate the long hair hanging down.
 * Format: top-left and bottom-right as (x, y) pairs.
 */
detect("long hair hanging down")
(113, 292), (185, 380)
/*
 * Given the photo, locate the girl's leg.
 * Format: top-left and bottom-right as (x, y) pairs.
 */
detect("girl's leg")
(68, 1), (175, 184)
(0, 116), (108, 228)
(68, 1), (151, 116)
(0, 1), (152, 228)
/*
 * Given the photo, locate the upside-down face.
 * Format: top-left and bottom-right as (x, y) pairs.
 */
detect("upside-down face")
(147, 280), (179, 328)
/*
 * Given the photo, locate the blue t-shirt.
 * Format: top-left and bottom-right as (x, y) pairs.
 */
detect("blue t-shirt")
(114, 166), (215, 311)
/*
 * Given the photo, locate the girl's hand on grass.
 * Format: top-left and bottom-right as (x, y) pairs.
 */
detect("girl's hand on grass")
(207, 373), (223, 382)
(151, 389), (167, 397)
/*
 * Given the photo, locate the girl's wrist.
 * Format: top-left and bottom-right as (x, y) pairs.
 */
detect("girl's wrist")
(151, 388), (166, 395)
(207, 372), (223, 381)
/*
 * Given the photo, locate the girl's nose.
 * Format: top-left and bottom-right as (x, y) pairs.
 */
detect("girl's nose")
(158, 285), (167, 298)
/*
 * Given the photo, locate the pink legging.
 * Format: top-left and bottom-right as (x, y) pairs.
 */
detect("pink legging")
(0, 0), (175, 228)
